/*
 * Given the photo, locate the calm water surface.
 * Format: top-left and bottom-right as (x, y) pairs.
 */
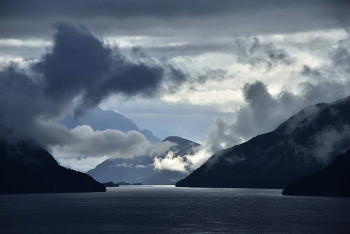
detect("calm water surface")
(1, 186), (350, 233)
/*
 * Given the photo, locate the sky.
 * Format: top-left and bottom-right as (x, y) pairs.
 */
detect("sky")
(1, 0), (350, 171)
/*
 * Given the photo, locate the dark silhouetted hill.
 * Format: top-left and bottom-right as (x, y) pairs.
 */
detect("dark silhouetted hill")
(282, 149), (350, 197)
(0, 140), (106, 194)
(176, 96), (350, 188)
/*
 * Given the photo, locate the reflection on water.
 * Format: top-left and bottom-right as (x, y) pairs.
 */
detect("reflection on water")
(1, 186), (350, 233)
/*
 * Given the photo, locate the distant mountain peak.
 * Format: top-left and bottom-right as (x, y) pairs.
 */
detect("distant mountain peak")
(162, 136), (200, 147)
(61, 107), (161, 143)
(141, 129), (154, 134)
(141, 129), (161, 143)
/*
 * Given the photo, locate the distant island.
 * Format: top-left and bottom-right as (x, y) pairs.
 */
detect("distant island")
(282, 149), (350, 197)
(0, 140), (106, 194)
(102, 182), (119, 187)
(132, 183), (143, 185)
(105, 182), (143, 186)
(117, 182), (131, 185)
(115, 182), (143, 185)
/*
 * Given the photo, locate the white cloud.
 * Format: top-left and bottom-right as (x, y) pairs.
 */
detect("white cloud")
(57, 156), (109, 172)
(145, 141), (178, 156)
(185, 147), (212, 170)
(256, 29), (348, 46)
(50, 125), (150, 159)
(153, 151), (189, 172)
(162, 88), (243, 107)
(0, 39), (51, 47)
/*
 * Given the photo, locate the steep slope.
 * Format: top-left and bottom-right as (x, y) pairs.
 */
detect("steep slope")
(282, 149), (350, 197)
(62, 107), (161, 143)
(141, 129), (161, 143)
(162, 136), (200, 154)
(0, 140), (106, 194)
(87, 136), (200, 184)
(176, 96), (350, 188)
(87, 155), (154, 184)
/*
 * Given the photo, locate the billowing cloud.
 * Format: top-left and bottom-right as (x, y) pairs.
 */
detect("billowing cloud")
(32, 22), (195, 112)
(153, 151), (189, 173)
(145, 141), (178, 157)
(185, 147), (213, 170)
(50, 126), (149, 158)
(332, 38), (350, 72)
(234, 37), (294, 70)
(180, 33), (350, 167)
(0, 23), (224, 168)
(311, 125), (350, 163)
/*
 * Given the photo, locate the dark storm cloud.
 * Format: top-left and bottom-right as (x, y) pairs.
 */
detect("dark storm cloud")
(205, 81), (302, 152)
(31, 22), (208, 112)
(235, 37), (294, 70)
(0, 0), (349, 40)
(0, 23), (222, 150)
(0, 63), (45, 128)
(0, 0), (230, 19)
(332, 39), (350, 72)
(35, 23), (163, 103)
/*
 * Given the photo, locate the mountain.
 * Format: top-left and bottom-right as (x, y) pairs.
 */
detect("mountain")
(140, 129), (161, 144)
(144, 136), (200, 185)
(87, 136), (200, 185)
(176, 96), (350, 188)
(282, 149), (350, 197)
(162, 136), (200, 154)
(87, 155), (154, 184)
(0, 140), (106, 194)
(61, 107), (161, 143)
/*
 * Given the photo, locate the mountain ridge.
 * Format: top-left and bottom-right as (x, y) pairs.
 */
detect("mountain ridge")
(176, 96), (350, 188)
(62, 107), (161, 143)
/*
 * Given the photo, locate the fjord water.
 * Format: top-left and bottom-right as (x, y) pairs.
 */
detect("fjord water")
(1, 186), (350, 233)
